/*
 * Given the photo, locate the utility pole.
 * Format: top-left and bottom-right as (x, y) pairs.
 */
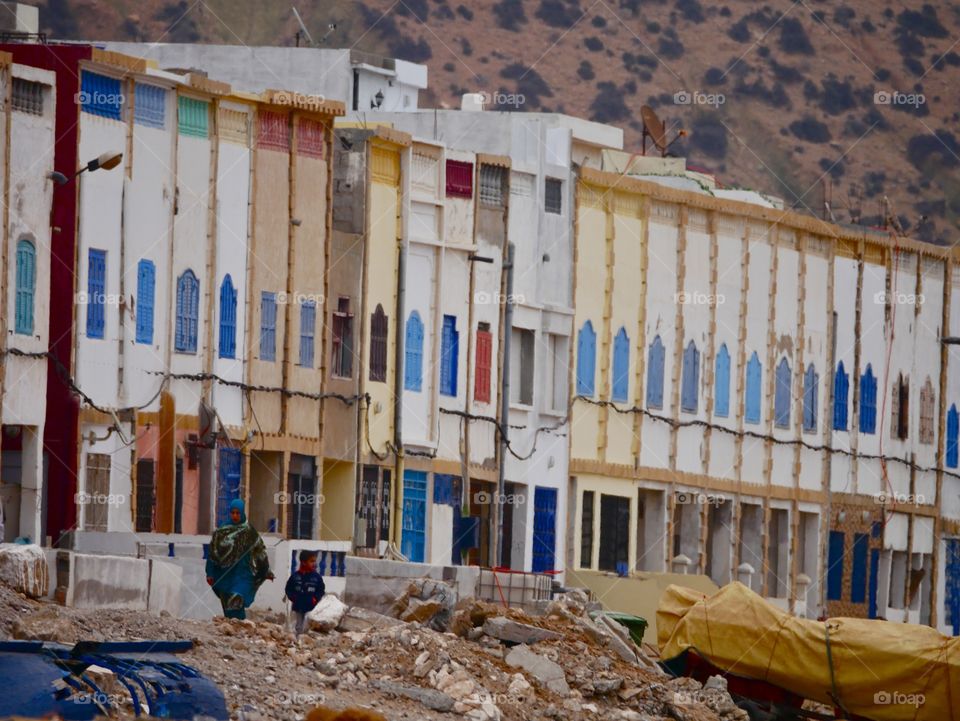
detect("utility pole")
(493, 243), (515, 568)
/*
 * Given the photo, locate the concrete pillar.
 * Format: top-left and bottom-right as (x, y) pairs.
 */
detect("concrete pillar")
(796, 573), (812, 617)
(671, 553), (692, 575)
(737, 561), (756, 587)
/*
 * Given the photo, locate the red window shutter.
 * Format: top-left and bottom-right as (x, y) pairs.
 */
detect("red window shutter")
(475, 330), (492, 403)
(446, 160), (474, 198)
(258, 111), (289, 151)
(297, 118), (325, 158)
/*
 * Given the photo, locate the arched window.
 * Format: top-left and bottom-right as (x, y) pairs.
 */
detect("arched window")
(646, 335), (665, 409)
(833, 361), (849, 430)
(15, 238), (36, 335)
(774, 357), (791, 428)
(404, 311), (424, 391)
(439, 314), (459, 396)
(576, 321), (596, 397)
(745, 351), (762, 424)
(714, 343), (730, 417)
(135, 259), (155, 344)
(370, 304), (388, 381)
(174, 269), (199, 353)
(947, 404), (959, 468)
(218, 274), (236, 359)
(803, 363), (818, 432)
(859, 364), (877, 434)
(681, 340), (699, 413)
(611, 327), (629, 402)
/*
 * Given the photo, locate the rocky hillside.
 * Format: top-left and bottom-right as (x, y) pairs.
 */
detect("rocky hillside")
(45, 0), (960, 243)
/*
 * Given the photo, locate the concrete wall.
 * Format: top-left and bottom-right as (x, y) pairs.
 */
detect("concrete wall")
(343, 555), (479, 615)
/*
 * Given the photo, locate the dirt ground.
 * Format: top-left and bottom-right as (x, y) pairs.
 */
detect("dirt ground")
(0, 580), (740, 721)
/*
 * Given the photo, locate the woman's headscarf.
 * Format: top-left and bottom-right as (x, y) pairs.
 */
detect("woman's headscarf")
(229, 498), (247, 524)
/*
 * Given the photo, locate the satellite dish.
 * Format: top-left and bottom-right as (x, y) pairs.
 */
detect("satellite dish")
(641, 105), (687, 157)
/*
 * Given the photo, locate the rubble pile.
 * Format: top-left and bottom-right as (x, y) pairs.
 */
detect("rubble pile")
(0, 577), (746, 721)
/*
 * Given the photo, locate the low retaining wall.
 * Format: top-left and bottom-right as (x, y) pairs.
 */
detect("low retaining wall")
(67, 553), (150, 610)
(343, 556), (480, 614)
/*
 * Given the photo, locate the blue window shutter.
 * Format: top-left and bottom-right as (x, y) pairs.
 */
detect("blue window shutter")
(14, 239), (36, 335)
(859, 364), (877, 434)
(851, 533), (869, 604)
(946, 539), (960, 635)
(774, 357), (791, 428)
(681, 340), (699, 412)
(219, 275), (237, 359)
(260, 292), (277, 361)
(827, 530), (845, 601)
(80, 72), (123, 119)
(401, 470), (428, 563)
(833, 361), (849, 430)
(86, 249), (106, 339)
(135, 259), (155, 344)
(611, 327), (629, 402)
(405, 311), (424, 391)
(715, 344), (730, 417)
(134, 84), (166, 128)
(440, 315), (459, 396)
(646, 335), (665, 408)
(803, 364), (818, 432)
(947, 405), (959, 468)
(745, 351), (762, 424)
(175, 270), (199, 353)
(299, 302), (316, 367)
(576, 321), (596, 397)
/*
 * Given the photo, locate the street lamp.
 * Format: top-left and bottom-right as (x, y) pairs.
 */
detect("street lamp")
(47, 151), (123, 186)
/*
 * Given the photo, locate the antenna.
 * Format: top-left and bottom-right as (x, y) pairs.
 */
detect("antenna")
(292, 7), (315, 47)
(641, 105), (686, 157)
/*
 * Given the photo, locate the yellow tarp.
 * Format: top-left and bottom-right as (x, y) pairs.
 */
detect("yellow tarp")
(657, 582), (958, 721)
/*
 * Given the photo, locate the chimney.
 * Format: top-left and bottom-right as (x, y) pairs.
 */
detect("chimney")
(0, 2), (39, 35)
(461, 92), (485, 112)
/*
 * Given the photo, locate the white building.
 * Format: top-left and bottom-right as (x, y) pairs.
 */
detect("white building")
(0, 58), (56, 543)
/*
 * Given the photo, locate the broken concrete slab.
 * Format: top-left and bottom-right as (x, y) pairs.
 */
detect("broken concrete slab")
(337, 606), (403, 633)
(482, 616), (561, 645)
(369, 678), (456, 712)
(307, 594), (347, 632)
(505, 644), (570, 696)
(0, 543), (48, 598)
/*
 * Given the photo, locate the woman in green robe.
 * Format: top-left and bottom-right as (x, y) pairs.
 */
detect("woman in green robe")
(206, 499), (274, 619)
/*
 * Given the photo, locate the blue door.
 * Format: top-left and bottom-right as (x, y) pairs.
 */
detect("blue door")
(532, 487), (558, 573)
(401, 470), (427, 563)
(216, 448), (242, 528)
(868, 547), (880, 619)
(947, 539), (960, 636)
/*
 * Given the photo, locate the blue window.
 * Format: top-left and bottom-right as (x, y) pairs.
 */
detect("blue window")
(440, 314), (459, 396)
(714, 343), (730, 418)
(803, 363), (818, 432)
(404, 311), (424, 391)
(827, 530), (845, 601)
(174, 269), (200, 353)
(86, 248), (107, 339)
(611, 327), (629, 403)
(745, 351), (762, 424)
(774, 357), (791, 428)
(947, 539), (960, 636)
(80, 71), (122, 119)
(947, 404), (959, 469)
(834, 361), (849, 430)
(219, 275), (237, 359)
(260, 292), (277, 361)
(859, 364), (877, 434)
(299, 302), (316, 367)
(14, 239), (36, 335)
(135, 259), (155, 344)
(576, 321), (597, 397)
(134, 83), (166, 128)
(681, 340), (699, 413)
(646, 335), (665, 409)
(851, 533), (869, 604)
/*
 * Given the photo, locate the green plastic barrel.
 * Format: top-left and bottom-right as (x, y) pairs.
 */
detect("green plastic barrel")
(603, 612), (648, 646)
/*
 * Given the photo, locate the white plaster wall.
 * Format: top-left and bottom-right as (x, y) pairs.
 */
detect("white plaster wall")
(799, 251), (829, 490)
(213, 136), (251, 427)
(402, 245), (436, 446)
(708, 223), (744, 480)
(830, 256), (858, 493)
(4, 66), (55, 427)
(75, 114), (126, 407)
(435, 244), (470, 461)
(124, 93), (175, 411)
(168, 132), (210, 415)
(857, 260), (888, 497)
(740, 233), (771, 484)
(770, 245), (799, 489)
